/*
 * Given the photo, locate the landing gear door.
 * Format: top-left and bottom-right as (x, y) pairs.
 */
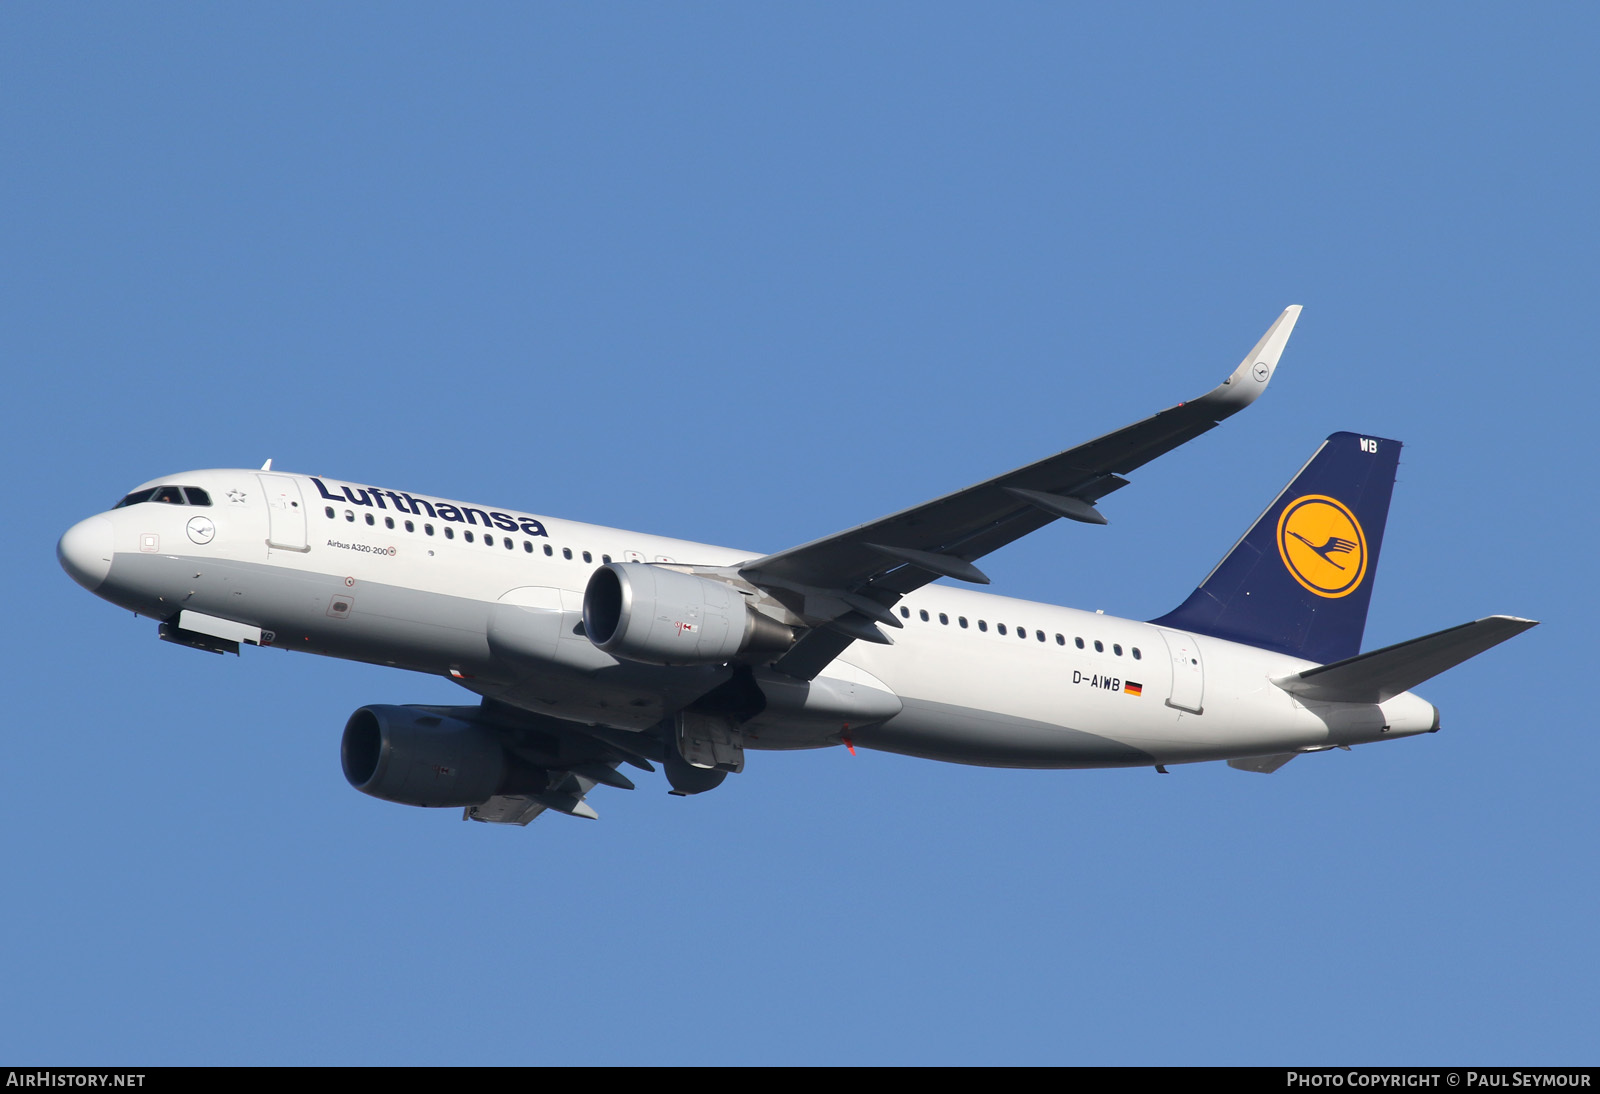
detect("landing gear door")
(1157, 628), (1205, 714)
(258, 474), (309, 553)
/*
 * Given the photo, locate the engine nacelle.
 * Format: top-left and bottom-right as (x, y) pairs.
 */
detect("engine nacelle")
(583, 563), (793, 666)
(341, 705), (507, 807)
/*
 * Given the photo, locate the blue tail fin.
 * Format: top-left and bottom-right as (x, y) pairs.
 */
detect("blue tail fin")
(1150, 431), (1401, 663)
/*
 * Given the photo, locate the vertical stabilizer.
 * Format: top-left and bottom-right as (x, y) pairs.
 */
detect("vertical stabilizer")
(1151, 432), (1401, 663)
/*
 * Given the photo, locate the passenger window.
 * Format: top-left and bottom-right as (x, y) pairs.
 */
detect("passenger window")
(939, 613), (949, 625)
(1094, 640), (1104, 653)
(325, 507), (335, 519)
(468, 530), (478, 542)
(1018, 627), (1027, 640)
(602, 555), (611, 564)
(1132, 647), (1142, 660)
(524, 541), (534, 553)
(563, 548), (572, 560)
(425, 524), (434, 536)
(365, 513), (375, 526)
(487, 535), (497, 547)
(544, 544), (553, 557)
(997, 624), (1007, 635)
(345, 510), (355, 522)
(1075, 637), (1085, 649)
(583, 551), (592, 563)
(504, 538), (513, 550)
(979, 620), (988, 632)
(182, 488), (212, 506)
(445, 527), (454, 540)
(901, 607), (911, 619)
(1036, 630), (1045, 642)
(1114, 644), (1123, 656)
(385, 517), (394, 530)
(1055, 634), (1065, 645)
(405, 520), (414, 533)
(959, 617), (968, 628)
(919, 610), (929, 622)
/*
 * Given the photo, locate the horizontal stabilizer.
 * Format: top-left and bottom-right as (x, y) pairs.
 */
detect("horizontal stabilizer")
(1274, 615), (1538, 704)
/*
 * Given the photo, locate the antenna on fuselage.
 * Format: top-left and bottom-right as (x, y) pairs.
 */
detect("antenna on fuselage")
(260, 459), (273, 471)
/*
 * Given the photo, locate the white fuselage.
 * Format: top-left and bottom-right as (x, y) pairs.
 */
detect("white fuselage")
(60, 468), (1440, 771)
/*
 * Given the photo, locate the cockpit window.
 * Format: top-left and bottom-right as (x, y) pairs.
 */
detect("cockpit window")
(114, 488), (158, 509)
(114, 485), (214, 508)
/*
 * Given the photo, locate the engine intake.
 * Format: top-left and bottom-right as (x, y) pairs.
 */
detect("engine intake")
(583, 563), (793, 666)
(341, 705), (507, 807)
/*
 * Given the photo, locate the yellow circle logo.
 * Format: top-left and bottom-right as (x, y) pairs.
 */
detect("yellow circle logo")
(1276, 494), (1367, 598)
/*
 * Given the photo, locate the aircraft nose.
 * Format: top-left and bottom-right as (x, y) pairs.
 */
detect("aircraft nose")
(58, 515), (114, 592)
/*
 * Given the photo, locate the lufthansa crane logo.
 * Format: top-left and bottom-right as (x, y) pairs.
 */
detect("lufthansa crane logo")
(186, 515), (216, 545)
(1276, 495), (1367, 598)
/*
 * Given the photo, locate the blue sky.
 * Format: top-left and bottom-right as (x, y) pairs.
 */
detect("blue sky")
(4, 4), (1595, 1065)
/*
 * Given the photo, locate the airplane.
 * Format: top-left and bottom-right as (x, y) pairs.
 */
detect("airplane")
(56, 307), (1536, 826)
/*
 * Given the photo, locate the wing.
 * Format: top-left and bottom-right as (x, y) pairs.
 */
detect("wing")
(739, 306), (1303, 679)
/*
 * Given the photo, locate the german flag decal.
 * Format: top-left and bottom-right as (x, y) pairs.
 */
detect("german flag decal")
(1124, 681), (1143, 697)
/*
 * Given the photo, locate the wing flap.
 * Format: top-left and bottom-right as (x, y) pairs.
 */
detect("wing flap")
(773, 627), (862, 679)
(466, 796), (548, 826)
(1228, 752), (1300, 774)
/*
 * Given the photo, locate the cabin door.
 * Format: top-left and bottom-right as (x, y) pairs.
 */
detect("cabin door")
(1157, 628), (1205, 714)
(258, 474), (309, 552)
